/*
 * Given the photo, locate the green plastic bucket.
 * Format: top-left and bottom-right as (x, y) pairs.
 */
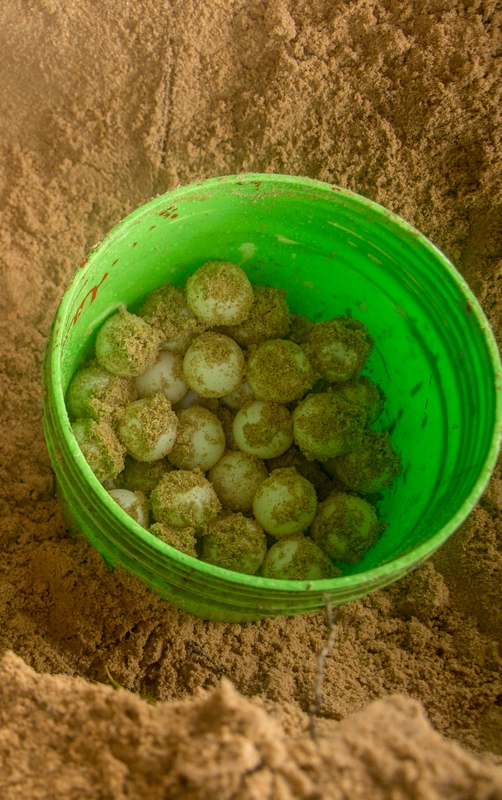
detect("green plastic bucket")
(42, 173), (502, 621)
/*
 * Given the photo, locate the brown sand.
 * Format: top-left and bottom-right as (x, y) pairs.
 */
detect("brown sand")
(1, 651), (502, 800)
(0, 0), (502, 795)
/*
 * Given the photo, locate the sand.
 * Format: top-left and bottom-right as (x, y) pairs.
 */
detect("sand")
(0, 0), (501, 796)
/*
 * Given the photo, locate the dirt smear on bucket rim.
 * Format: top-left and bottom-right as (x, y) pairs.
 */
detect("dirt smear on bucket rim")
(0, 0), (501, 795)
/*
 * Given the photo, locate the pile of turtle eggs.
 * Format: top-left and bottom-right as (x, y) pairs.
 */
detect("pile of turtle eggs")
(67, 261), (401, 581)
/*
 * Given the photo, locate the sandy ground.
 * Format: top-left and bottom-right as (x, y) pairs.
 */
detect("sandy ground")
(0, 1), (501, 797)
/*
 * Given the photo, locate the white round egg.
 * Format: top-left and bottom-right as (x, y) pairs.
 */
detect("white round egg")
(202, 514), (267, 575)
(252, 468), (317, 537)
(108, 489), (149, 528)
(117, 393), (178, 462)
(72, 418), (125, 482)
(303, 317), (373, 383)
(151, 470), (221, 528)
(168, 406), (226, 471)
(186, 261), (253, 325)
(310, 492), (381, 565)
(232, 400), (293, 459)
(183, 332), (245, 398)
(263, 536), (338, 581)
(246, 339), (314, 403)
(95, 306), (162, 377)
(208, 450), (268, 512)
(292, 392), (365, 461)
(135, 350), (188, 404)
(66, 363), (137, 421)
(138, 283), (206, 354)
